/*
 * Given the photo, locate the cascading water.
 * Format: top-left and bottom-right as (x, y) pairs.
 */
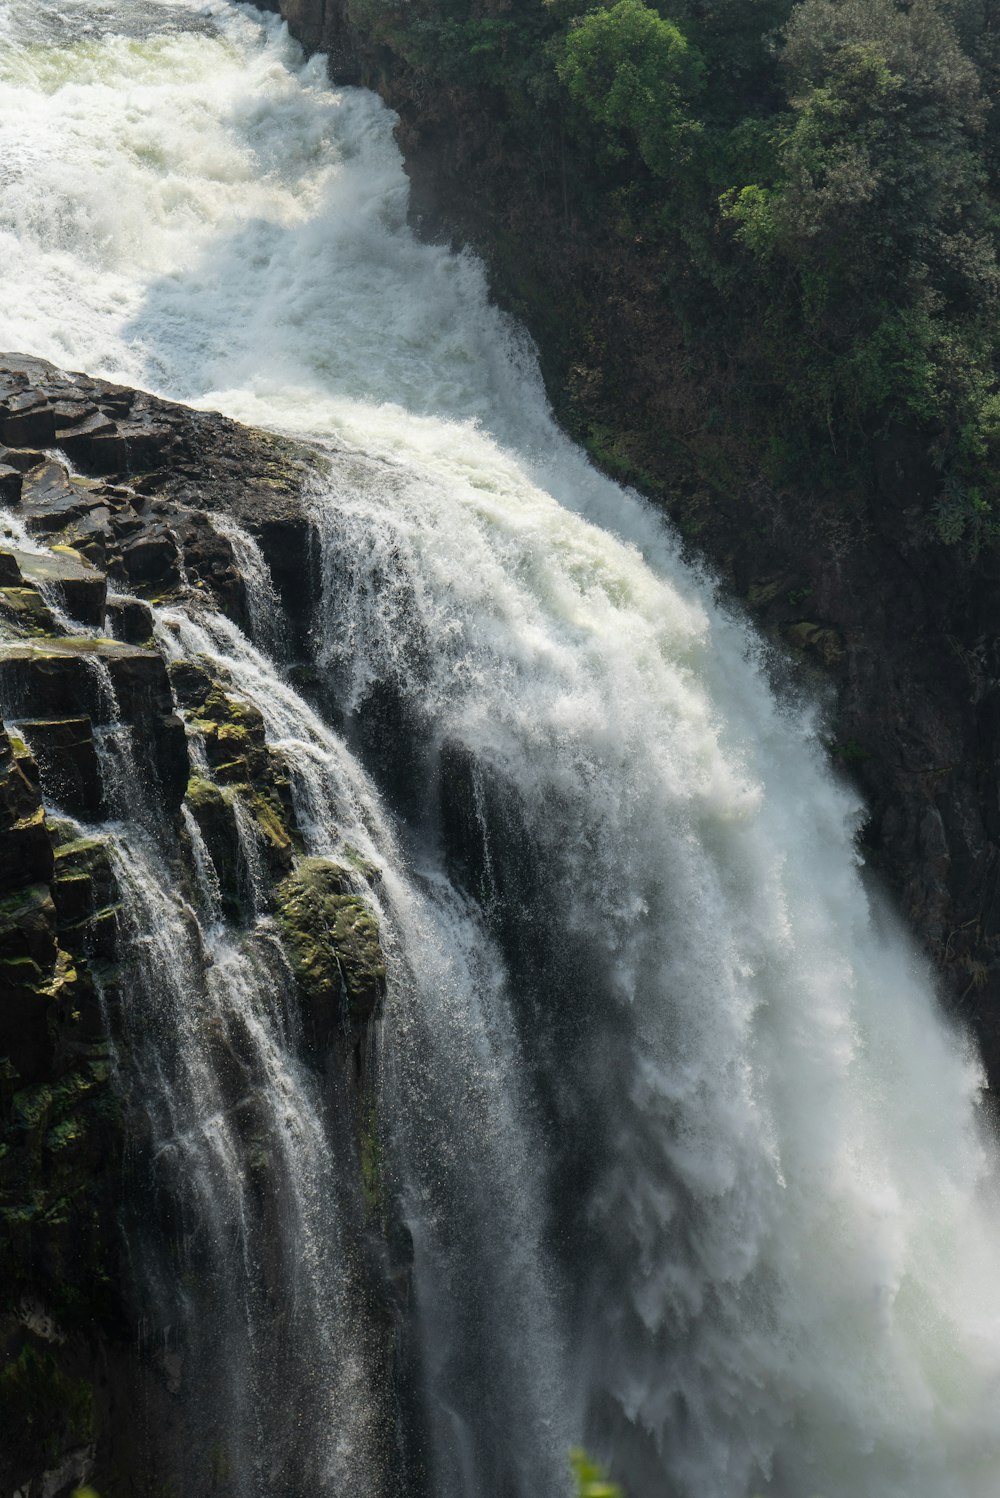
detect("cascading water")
(3, 2), (1000, 1496)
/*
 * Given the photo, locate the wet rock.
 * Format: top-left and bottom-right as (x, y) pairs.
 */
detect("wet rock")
(0, 587), (58, 639)
(6, 546), (107, 626)
(0, 882), (60, 1077)
(275, 857), (386, 1037)
(0, 354), (317, 648)
(0, 883), (57, 965)
(251, 515), (317, 651)
(168, 658), (213, 711)
(17, 719), (102, 819)
(58, 901), (119, 962)
(72, 431), (129, 474)
(117, 420), (178, 473)
(105, 596), (153, 645)
(173, 512), (246, 622)
(53, 835), (117, 915)
(0, 552), (23, 586)
(0, 640), (157, 721)
(0, 464), (22, 504)
(184, 775), (244, 922)
(0, 727), (52, 892)
(56, 509), (114, 571)
(0, 641), (189, 813)
(19, 461), (100, 534)
(55, 410), (118, 468)
(0, 446), (46, 474)
(151, 713), (190, 813)
(119, 525), (180, 589)
(0, 405), (56, 450)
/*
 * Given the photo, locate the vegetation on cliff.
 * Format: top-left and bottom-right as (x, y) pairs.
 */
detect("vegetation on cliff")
(333, 0), (1000, 543)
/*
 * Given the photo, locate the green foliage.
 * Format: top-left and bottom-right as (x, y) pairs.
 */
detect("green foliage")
(570, 1446), (624, 1498)
(340, 0), (1000, 538)
(715, 0), (1000, 506)
(556, 0), (703, 176)
(347, 0), (557, 91)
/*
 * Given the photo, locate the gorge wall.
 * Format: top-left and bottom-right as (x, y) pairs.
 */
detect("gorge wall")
(0, 356), (412, 1497)
(266, 0), (1000, 1083)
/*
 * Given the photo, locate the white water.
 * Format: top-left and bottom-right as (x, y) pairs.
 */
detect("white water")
(3, 3), (1000, 1496)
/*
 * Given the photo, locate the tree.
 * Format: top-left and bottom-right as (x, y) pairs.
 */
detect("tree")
(556, 0), (703, 178)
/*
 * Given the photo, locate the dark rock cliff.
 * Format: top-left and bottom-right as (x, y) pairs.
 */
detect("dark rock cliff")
(0, 356), (402, 1498)
(266, 0), (1000, 1087)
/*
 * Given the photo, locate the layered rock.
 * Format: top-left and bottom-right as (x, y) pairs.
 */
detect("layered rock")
(0, 355), (398, 1498)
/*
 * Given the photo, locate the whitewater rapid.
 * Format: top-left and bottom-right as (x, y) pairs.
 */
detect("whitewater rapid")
(3, 2), (1000, 1496)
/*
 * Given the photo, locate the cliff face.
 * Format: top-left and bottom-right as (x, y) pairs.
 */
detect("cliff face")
(265, 0), (1000, 1084)
(0, 356), (406, 1498)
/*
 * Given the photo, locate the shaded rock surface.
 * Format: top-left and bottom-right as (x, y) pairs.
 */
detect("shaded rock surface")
(0, 355), (396, 1498)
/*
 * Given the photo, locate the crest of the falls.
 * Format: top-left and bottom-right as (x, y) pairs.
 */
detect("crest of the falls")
(3, 2), (1000, 1496)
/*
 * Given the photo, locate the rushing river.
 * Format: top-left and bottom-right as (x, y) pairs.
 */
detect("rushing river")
(3, 2), (1000, 1495)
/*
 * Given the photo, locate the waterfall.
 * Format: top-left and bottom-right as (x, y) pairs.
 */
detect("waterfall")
(3, 2), (1000, 1496)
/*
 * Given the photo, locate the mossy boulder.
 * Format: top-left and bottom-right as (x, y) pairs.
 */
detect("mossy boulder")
(242, 787), (293, 872)
(275, 858), (386, 1037)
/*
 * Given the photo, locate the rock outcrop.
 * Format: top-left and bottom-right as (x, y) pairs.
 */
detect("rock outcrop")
(0, 355), (395, 1498)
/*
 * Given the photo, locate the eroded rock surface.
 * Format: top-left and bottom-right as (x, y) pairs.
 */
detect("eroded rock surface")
(0, 354), (396, 1498)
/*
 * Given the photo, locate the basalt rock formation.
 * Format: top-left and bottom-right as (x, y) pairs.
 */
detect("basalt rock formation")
(0, 355), (395, 1498)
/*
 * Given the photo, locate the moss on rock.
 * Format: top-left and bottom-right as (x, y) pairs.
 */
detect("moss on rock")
(275, 857), (386, 1031)
(0, 585), (59, 638)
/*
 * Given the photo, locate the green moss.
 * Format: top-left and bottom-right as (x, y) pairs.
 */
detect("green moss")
(245, 791), (292, 866)
(342, 844), (379, 886)
(746, 577), (784, 608)
(46, 816), (80, 848)
(54, 835), (109, 872)
(185, 774), (222, 810)
(785, 620), (846, 670)
(570, 1447), (624, 1498)
(275, 857), (386, 1022)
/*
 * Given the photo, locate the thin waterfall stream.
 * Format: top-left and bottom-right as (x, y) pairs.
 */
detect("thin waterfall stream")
(2, 3), (1000, 1496)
